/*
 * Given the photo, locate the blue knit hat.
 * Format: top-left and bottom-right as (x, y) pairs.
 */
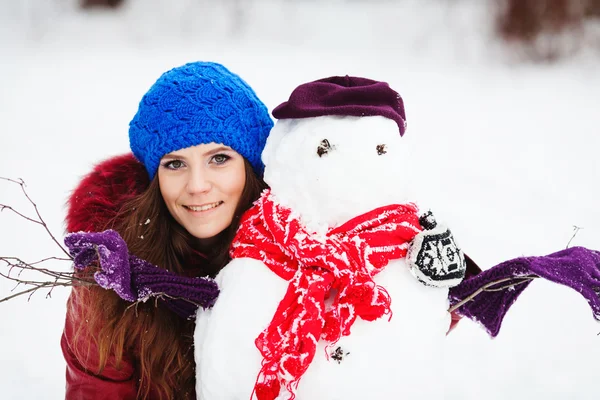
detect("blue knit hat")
(129, 61), (273, 179)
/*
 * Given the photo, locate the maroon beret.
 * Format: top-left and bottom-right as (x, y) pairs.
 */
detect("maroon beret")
(272, 75), (407, 135)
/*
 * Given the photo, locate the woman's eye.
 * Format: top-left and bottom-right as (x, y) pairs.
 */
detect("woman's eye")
(211, 154), (230, 165)
(164, 160), (184, 169)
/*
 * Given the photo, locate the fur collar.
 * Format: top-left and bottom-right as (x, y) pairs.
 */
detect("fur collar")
(66, 153), (149, 233)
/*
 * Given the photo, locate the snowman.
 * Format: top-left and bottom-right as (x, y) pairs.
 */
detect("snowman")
(194, 76), (467, 400)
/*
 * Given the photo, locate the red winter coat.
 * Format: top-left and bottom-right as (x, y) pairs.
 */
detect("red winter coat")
(62, 154), (150, 399)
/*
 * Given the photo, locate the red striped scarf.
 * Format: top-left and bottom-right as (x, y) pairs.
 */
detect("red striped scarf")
(230, 190), (422, 400)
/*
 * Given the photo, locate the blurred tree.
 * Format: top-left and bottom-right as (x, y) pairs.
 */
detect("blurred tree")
(585, 0), (600, 16)
(496, 0), (599, 60)
(80, 0), (124, 9)
(230, 0), (245, 35)
(497, 0), (584, 41)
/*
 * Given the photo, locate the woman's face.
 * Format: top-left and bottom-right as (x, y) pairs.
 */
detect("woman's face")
(158, 143), (246, 244)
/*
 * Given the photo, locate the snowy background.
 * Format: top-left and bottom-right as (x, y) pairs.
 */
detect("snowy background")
(0, 0), (599, 399)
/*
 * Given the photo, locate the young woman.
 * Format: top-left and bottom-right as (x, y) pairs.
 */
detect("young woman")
(61, 61), (273, 399)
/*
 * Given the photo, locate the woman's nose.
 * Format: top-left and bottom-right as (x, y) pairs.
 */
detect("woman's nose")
(186, 168), (212, 194)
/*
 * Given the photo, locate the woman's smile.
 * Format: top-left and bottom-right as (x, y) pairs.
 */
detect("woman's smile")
(183, 201), (224, 213)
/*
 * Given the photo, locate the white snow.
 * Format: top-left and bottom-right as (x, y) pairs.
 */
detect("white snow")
(264, 116), (415, 230)
(1, 0), (599, 399)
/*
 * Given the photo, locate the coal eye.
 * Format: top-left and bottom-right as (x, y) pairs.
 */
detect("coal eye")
(376, 144), (387, 155)
(317, 139), (332, 157)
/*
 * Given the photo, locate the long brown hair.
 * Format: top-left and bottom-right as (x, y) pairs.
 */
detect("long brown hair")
(73, 158), (267, 399)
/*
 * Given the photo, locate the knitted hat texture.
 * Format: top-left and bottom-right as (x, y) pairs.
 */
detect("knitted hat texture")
(129, 62), (273, 178)
(272, 75), (407, 135)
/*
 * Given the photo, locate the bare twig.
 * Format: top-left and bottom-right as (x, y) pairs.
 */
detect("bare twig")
(0, 176), (71, 258)
(0, 204), (42, 225)
(0, 276), (95, 303)
(1, 285), (48, 303)
(125, 292), (203, 313)
(0, 254), (95, 303)
(448, 274), (538, 313)
(482, 276), (537, 292)
(566, 225), (583, 249)
(0, 176), (86, 302)
(30, 256), (74, 265)
(1, 257), (87, 283)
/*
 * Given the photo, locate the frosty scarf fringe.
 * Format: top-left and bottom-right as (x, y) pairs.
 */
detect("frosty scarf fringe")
(230, 190), (423, 400)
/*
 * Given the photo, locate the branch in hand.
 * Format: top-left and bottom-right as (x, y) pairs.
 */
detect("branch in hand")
(0, 176), (85, 302)
(566, 225), (583, 249)
(0, 256), (95, 303)
(448, 274), (538, 313)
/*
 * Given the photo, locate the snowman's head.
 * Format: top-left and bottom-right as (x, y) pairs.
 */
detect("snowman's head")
(263, 76), (415, 230)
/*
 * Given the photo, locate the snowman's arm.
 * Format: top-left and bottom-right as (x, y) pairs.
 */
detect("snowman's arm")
(448, 246), (600, 337)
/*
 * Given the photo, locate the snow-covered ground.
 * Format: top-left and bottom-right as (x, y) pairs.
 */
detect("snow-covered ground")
(0, 0), (599, 398)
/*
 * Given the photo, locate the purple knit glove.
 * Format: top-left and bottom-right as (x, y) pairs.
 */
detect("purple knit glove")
(65, 230), (135, 301)
(64, 230), (220, 319)
(449, 246), (600, 337)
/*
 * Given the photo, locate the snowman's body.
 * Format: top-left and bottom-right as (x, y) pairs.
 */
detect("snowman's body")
(195, 115), (452, 399)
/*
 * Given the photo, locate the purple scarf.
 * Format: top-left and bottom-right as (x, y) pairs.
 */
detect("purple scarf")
(64, 230), (219, 319)
(449, 246), (600, 336)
